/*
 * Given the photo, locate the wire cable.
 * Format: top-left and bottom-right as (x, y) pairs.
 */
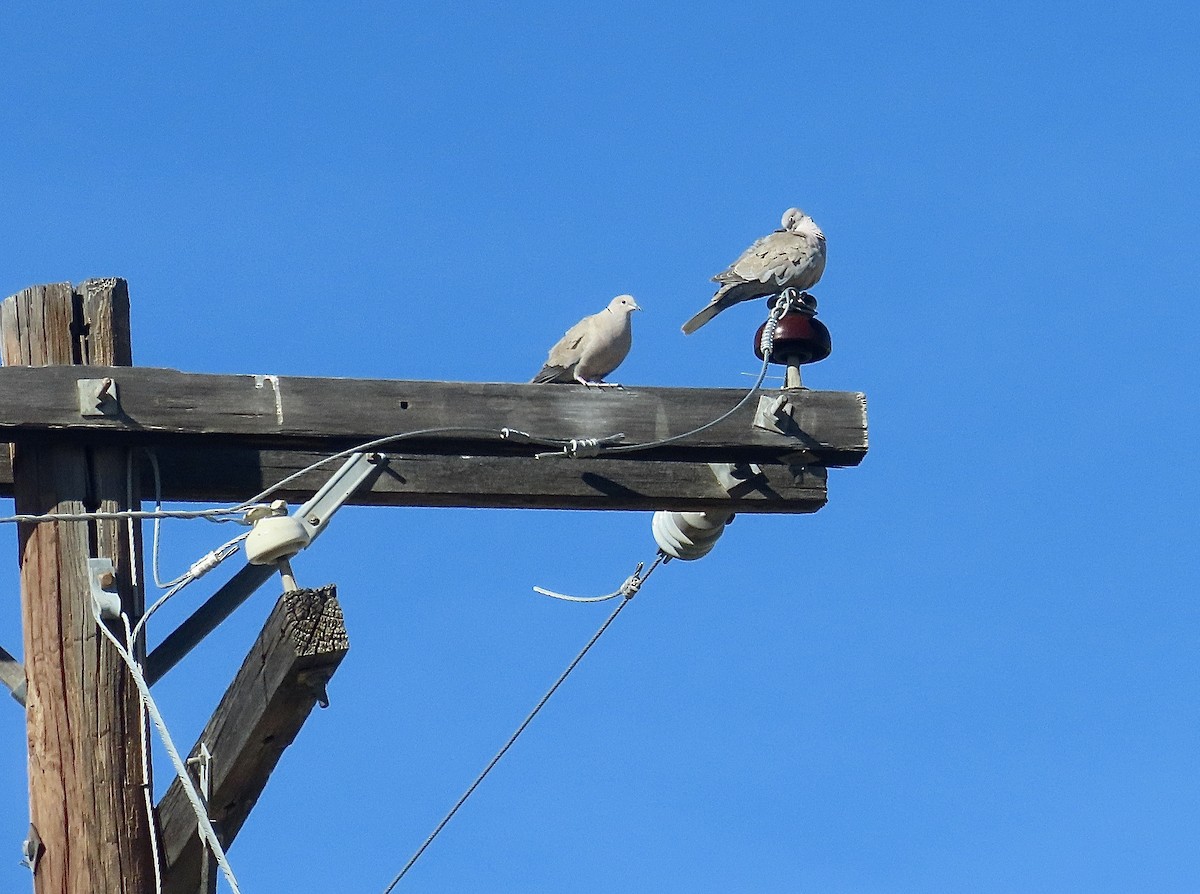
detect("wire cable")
(122, 615), (164, 894)
(92, 604), (242, 894)
(131, 531), (249, 644)
(380, 557), (663, 893)
(533, 554), (665, 602)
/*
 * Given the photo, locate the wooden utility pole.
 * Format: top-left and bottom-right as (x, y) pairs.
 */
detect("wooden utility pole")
(1, 278), (868, 893)
(1, 281), (154, 893)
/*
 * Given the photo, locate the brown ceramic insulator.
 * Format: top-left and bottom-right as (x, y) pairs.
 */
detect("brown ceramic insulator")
(754, 312), (832, 364)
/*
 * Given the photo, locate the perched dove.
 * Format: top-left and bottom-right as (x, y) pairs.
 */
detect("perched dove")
(682, 207), (826, 334)
(531, 294), (642, 386)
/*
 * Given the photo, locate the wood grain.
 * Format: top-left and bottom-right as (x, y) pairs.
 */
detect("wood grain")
(0, 365), (868, 466)
(2, 280), (154, 894)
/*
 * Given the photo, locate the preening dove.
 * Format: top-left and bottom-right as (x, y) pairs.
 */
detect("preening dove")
(532, 295), (641, 386)
(682, 208), (826, 334)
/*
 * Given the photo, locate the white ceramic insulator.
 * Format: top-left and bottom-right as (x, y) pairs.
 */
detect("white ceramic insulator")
(651, 510), (732, 561)
(245, 514), (311, 565)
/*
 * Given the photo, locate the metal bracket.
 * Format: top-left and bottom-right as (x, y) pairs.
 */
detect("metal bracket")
(786, 461), (827, 485)
(709, 461), (766, 495)
(0, 643), (25, 707)
(20, 823), (42, 874)
(754, 393), (802, 437)
(87, 558), (121, 620)
(186, 742), (215, 891)
(298, 669), (332, 709)
(753, 395), (831, 480)
(186, 742), (214, 805)
(295, 452), (386, 543)
(78, 377), (120, 417)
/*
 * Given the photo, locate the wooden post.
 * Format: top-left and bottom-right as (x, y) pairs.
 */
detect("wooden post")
(1, 281), (154, 893)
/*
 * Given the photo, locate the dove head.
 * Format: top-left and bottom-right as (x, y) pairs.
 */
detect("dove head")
(609, 294), (642, 314)
(782, 207), (809, 229)
(782, 207), (823, 239)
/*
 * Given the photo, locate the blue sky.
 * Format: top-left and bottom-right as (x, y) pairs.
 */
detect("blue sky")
(2, 3), (1198, 891)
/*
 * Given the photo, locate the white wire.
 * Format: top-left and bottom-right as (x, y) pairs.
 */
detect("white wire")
(123, 615), (164, 894)
(532, 587), (623, 603)
(0, 427), (506, 528)
(0, 505), (255, 525)
(93, 605), (242, 894)
(533, 560), (649, 603)
(146, 450), (188, 589)
(132, 531), (249, 643)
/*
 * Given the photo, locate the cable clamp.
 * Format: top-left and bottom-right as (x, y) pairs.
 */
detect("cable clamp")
(187, 550), (225, 581)
(618, 565), (646, 600)
(534, 433), (626, 460)
(567, 438), (603, 458)
(500, 428), (533, 443)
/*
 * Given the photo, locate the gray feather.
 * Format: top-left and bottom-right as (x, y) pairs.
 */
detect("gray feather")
(682, 208), (826, 334)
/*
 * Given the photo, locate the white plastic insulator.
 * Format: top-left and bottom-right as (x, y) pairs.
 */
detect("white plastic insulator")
(245, 514), (311, 565)
(651, 510), (732, 561)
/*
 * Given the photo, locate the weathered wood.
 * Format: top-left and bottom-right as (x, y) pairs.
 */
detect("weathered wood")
(157, 585), (349, 894)
(2, 445), (830, 512)
(2, 281), (154, 893)
(0, 365), (869, 466)
(0, 642), (24, 704)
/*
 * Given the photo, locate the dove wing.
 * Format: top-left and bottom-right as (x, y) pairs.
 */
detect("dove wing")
(725, 230), (822, 287)
(531, 313), (598, 383)
(545, 315), (593, 368)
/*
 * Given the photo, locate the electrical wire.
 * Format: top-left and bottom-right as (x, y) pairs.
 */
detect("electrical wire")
(122, 615), (164, 894)
(380, 557), (664, 893)
(145, 449), (198, 590)
(599, 350), (771, 455)
(0, 504), (255, 526)
(0, 428), (518, 528)
(533, 555), (666, 602)
(92, 603), (242, 894)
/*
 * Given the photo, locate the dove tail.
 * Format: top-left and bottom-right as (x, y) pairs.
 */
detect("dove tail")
(681, 303), (721, 335)
(531, 365), (572, 384)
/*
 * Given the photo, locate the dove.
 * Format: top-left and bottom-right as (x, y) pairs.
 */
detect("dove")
(531, 294), (641, 386)
(682, 207), (826, 334)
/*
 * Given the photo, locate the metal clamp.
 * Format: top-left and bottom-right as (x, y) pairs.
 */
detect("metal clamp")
(709, 461), (766, 495)
(78, 377), (120, 417)
(88, 558), (121, 620)
(186, 742), (214, 805)
(20, 824), (42, 874)
(754, 393), (801, 437)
